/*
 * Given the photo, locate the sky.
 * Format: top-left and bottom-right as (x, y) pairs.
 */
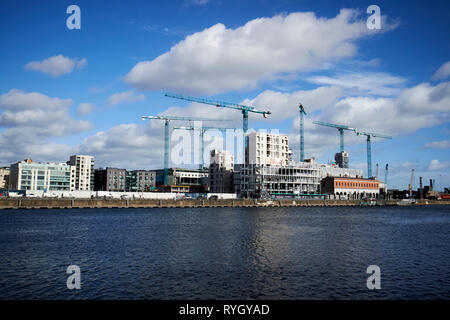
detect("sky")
(0, 0), (449, 191)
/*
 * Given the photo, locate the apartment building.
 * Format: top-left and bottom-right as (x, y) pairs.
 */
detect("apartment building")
(94, 167), (126, 191)
(126, 170), (156, 192)
(67, 155), (94, 191)
(246, 132), (292, 166)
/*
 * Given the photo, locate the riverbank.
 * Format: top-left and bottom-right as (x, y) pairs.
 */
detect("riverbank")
(0, 198), (449, 209)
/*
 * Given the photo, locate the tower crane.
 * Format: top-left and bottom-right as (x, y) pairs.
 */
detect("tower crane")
(299, 104), (306, 162)
(173, 126), (238, 169)
(165, 92), (271, 162)
(354, 130), (392, 178)
(141, 115), (225, 185)
(312, 120), (355, 155)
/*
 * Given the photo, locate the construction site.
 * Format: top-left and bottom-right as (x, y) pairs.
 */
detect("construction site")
(1, 92), (448, 205)
(114, 93), (447, 202)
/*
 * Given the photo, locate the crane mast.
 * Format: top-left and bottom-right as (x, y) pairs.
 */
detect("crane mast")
(354, 130), (392, 178)
(299, 104), (306, 162)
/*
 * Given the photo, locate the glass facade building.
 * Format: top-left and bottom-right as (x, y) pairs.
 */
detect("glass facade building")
(9, 159), (72, 191)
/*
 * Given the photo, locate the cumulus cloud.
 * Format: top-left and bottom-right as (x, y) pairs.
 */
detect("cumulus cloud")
(76, 103), (95, 116)
(78, 121), (173, 169)
(24, 55), (87, 77)
(432, 61), (450, 81)
(428, 159), (450, 171)
(106, 90), (146, 107)
(125, 9), (385, 95)
(0, 89), (92, 164)
(398, 81), (450, 113)
(320, 81), (450, 135)
(423, 140), (450, 149)
(241, 86), (344, 121)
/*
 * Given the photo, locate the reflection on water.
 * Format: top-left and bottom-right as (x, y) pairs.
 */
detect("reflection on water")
(0, 206), (449, 299)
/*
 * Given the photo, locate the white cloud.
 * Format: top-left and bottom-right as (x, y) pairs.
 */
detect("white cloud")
(398, 81), (450, 113)
(428, 159), (450, 171)
(24, 55), (87, 77)
(432, 61), (450, 81)
(76, 103), (95, 116)
(76, 58), (88, 69)
(423, 140), (450, 149)
(307, 72), (406, 96)
(106, 90), (146, 107)
(241, 86), (344, 121)
(78, 122), (168, 169)
(0, 88), (72, 111)
(125, 9), (385, 95)
(0, 89), (92, 164)
(186, 0), (210, 6)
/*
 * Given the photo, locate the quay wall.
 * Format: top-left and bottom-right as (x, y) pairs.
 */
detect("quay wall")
(0, 198), (449, 210)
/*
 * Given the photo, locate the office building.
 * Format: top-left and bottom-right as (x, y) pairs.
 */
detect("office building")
(9, 159), (72, 191)
(155, 168), (208, 192)
(321, 176), (380, 199)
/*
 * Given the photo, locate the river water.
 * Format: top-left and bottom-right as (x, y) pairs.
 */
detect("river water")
(0, 206), (449, 299)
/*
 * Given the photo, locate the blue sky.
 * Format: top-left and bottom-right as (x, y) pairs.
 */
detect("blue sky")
(0, 0), (449, 191)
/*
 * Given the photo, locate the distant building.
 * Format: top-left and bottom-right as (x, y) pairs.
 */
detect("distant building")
(67, 155), (94, 191)
(0, 167), (10, 190)
(9, 159), (72, 191)
(321, 176), (380, 199)
(209, 149), (234, 193)
(334, 151), (349, 168)
(94, 167), (126, 192)
(317, 162), (362, 179)
(246, 132), (292, 166)
(155, 168), (208, 193)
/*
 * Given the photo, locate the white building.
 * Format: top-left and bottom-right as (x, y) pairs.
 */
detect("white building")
(67, 155), (94, 191)
(209, 149), (234, 193)
(246, 132), (292, 166)
(9, 159), (73, 191)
